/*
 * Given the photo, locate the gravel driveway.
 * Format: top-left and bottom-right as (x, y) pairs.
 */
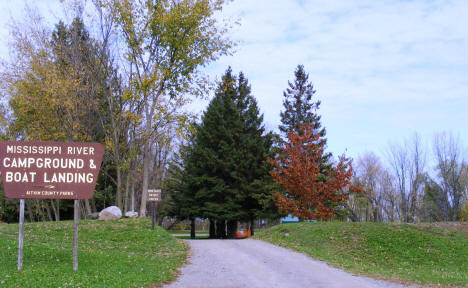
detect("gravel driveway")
(163, 238), (412, 288)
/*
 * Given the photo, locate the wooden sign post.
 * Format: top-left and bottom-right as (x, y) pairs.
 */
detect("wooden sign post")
(0, 141), (104, 271)
(17, 199), (24, 270)
(148, 189), (161, 230)
(73, 199), (79, 271)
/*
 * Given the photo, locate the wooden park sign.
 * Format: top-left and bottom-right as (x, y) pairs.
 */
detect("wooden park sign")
(0, 141), (104, 271)
(0, 141), (104, 199)
(148, 189), (161, 230)
(148, 189), (161, 202)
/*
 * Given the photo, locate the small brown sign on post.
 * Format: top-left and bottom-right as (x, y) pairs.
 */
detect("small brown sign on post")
(148, 189), (161, 230)
(0, 141), (104, 199)
(0, 141), (104, 272)
(148, 189), (161, 202)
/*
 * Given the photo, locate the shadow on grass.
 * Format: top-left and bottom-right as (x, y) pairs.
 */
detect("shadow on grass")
(174, 235), (210, 240)
(174, 235), (250, 240)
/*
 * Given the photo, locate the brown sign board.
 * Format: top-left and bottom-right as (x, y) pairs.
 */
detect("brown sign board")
(0, 141), (104, 199)
(148, 189), (161, 202)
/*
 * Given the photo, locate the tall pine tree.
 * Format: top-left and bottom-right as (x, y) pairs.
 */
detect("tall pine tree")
(233, 72), (278, 235)
(280, 65), (322, 135)
(177, 67), (276, 238)
(191, 69), (243, 238)
(273, 65), (346, 219)
(279, 65), (331, 170)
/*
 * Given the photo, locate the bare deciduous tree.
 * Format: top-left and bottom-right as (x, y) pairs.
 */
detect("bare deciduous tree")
(433, 132), (468, 220)
(351, 152), (399, 222)
(386, 133), (426, 222)
(352, 152), (383, 222)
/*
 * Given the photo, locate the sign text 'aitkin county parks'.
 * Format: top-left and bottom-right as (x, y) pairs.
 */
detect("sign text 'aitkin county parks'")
(0, 141), (104, 199)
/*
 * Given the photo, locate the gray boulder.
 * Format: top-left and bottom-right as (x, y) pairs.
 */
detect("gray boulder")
(98, 206), (122, 221)
(125, 211), (138, 218)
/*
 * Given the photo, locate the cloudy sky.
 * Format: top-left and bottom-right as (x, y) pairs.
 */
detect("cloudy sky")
(1, 0), (467, 162)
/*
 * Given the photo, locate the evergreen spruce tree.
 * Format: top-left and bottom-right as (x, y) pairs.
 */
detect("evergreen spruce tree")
(188, 68), (243, 238)
(279, 65), (331, 169)
(187, 67), (276, 238)
(280, 65), (322, 135)
(234, 72), (278, 235)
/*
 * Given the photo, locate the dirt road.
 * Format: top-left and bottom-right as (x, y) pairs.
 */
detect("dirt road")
(163, 239), (411, 288)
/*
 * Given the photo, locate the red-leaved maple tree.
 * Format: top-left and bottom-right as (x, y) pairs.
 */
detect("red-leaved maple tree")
(270, 124), (358, 220)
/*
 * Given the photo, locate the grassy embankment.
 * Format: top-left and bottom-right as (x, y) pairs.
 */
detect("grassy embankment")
(256, 222), (467, 287)
(0, 218), (187, 288)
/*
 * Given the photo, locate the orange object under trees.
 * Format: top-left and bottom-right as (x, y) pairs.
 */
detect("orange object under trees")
(235, 228), (251, 239)
(270, 124), (359, 220)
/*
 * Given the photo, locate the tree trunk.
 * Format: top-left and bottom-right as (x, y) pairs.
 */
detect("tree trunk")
(250, 219), (255, 236)
(44, 200), (53, 221)
(91, 198), (97, 214)
(139, 125), (151, 217)
(80, 200), (87, 219)
(209, 219), (216, 239)
(453, 192), (461, 221)
(373, 207), (378, 222)
(216, 220), (226, 239)
(401, 190), (408, 222)
(190, 218), (196, 239)
(84, 199), (92, 218)
(55, 200), (60, 221)
(26, 200), (34, 222)
(124, 171), (131, 214)
(131, 181), (135, 212)
(227, 220), (237, 239)
(115, 167), (122, 209)
(35, 200), (46, 222)
(50, 200), (60, 221)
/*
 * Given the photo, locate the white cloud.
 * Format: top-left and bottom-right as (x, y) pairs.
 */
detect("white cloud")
(205, 0), (468, 160)
(1, 0), (467, 161)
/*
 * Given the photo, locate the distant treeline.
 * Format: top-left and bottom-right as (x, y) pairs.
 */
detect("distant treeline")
(348, 133), (468, 222)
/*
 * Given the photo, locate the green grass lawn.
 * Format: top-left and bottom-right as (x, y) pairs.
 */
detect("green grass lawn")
(0, 218), (187, 288)
(255, 222), (468, 287)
